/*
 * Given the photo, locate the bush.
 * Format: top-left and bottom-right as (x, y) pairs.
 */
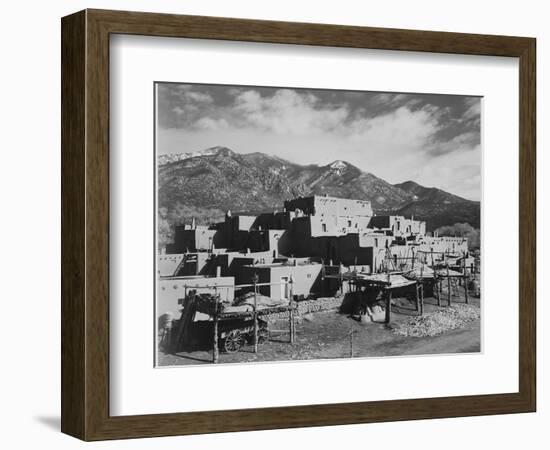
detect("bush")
(158, 203), (226, 250)
(435, 223), (480, 250)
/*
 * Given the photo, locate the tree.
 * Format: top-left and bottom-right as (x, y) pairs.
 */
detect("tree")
(157, 203), (226, 251)
(435, 222), (480, 250)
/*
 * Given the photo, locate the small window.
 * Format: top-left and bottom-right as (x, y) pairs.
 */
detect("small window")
(348, 220), (352, 227)
(322, 223), (327, 232)
(307, 273), (312, 279)
(374, 238), (378, 247)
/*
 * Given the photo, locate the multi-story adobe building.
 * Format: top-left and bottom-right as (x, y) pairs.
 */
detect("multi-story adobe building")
(158, 194), (469, 316)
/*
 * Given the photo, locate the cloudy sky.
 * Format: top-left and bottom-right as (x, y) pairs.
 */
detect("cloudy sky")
(156, 83), (481, 201)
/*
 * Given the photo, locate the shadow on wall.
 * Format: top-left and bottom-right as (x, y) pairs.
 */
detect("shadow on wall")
(34, 416), (60, 431)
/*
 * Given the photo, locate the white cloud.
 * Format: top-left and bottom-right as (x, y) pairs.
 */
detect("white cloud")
(158, 86), (481, 200)
(428, 130), (480, 156)
(181, 90), (213, 104)
(172, 106), (186, 115)
(194, 117), (229, 131)
(233, 89), (349, 135)
(348, 105), (440, 148)
(412, 144), (481, 200)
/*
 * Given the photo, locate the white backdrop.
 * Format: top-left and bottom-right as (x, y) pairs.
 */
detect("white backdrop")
(0, 1), (546, 449)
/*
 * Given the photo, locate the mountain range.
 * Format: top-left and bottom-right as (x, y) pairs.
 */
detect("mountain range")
(158, 146), (480, 231)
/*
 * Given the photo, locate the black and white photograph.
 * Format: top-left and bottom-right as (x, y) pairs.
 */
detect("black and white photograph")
(155, 82), (482, 366)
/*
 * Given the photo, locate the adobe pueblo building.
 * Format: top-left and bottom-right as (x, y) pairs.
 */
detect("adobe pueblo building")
(158, 194), (469, 319)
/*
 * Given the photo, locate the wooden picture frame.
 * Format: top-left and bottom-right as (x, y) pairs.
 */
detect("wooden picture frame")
(61, 9), (536, 441)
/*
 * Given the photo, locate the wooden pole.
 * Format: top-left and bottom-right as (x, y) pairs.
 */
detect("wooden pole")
(349, 324), (354, 358)
(414, 282), (419, 311)
(435, 278), (441, 306)
(463, 259), (469, 304)
(385, 289), (392, 324)
(431, 248), (440, 306)
(253, 278), (258, 353)
(213, 302), (219, 364)
(447, 265), (452, 306)
(419, 284), (424, 315)
(339, 264), (344, 295)
(287, 275), (295, 344)
(321, 259), (327, 296)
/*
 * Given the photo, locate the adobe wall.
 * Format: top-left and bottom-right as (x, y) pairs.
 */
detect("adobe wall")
(284, 195), (373, 218)
(419, 236), (469, 256)
(264, 296), (344, 322)
(158, 254), (184, 277)
(284, 196), (316, 215)
(271, 264), (323, 300)
(252, 211), (293, 230)
(370, 215), (426, 236)
(173, 226), (220, 252)
(239, 263), (323, 300)
(173, 252), (212, 276)
(157, 276), (235, 317)
(289, 231), (375, 268)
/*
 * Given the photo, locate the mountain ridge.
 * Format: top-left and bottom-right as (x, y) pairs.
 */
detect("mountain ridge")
(158, 146), (480, 231)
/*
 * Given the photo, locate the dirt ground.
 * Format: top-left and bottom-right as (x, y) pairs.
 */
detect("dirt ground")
(158, 292), (481, 366)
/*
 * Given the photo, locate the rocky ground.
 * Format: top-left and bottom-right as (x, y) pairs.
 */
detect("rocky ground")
(157, 291), (481, 366)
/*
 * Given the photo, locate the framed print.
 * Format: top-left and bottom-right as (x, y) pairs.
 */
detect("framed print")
(61, 9), (536, 441)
